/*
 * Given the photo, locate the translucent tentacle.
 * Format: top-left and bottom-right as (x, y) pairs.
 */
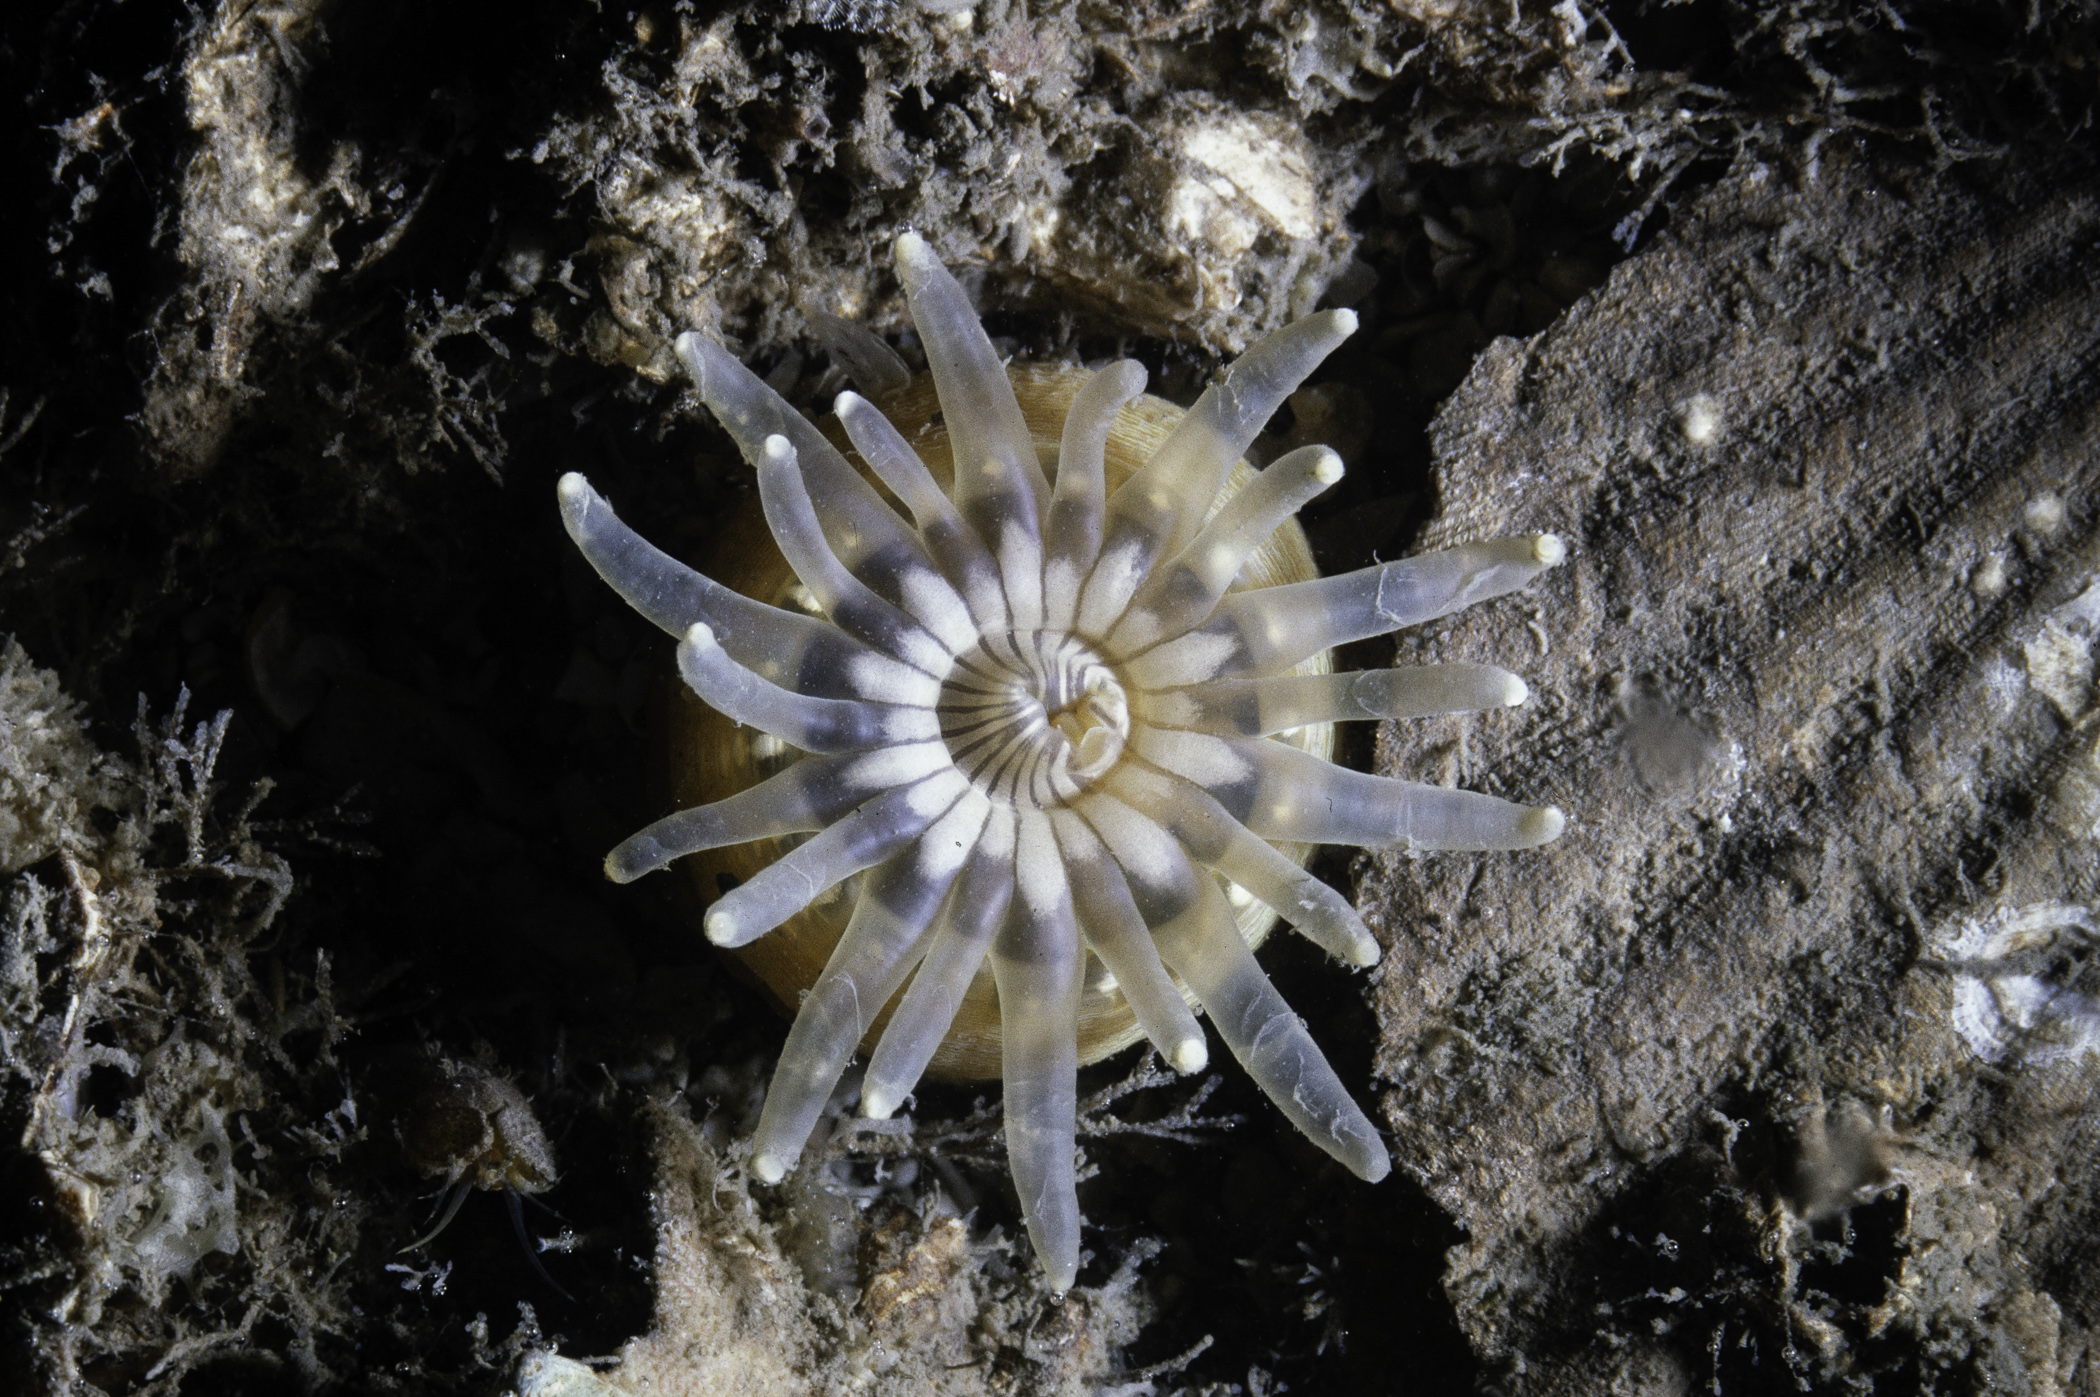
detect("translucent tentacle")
(1067, 789), (1205, 917)
(1210, 845), (1377, 967)
(1152, 873), (1390, 1183)
(993, 811), (1084, 1294)
(1077, 311), (1356, 636)
(894, 235), (1048, 628)
(1044, 361), (1147, 630)
(1127, 726), (1255, 796)
(1126, 535), (1565, 687)
(677, 623), (935, 753)
(1107, 445), (1343, 654)
(748, 793), (991, 1182)
(1140, 664), (1529, 736)
(835, 390), (954, 526)
(1187, 735), (1565, 852)
(704, 770), (970, 947)
(894, 233), (1050, 521)
(807, 310), (911, 398)
(837, 390), (1009, 631)
(1050, 810), (1207, 1073)
(862, 808), (1017, 1120)
(1098, 763), (1376, 966)
(998, 523), (1047, 633)
(557, 473), (873, 697)
(756, 436), (963, 672)
(674, 331), (937, 583)
(604, 753), (876, 883)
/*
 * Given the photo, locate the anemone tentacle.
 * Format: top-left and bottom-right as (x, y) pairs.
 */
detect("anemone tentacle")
(749, 806), (986, 1183)
(558, 234), (1567, 1294)
(1148, 664), (1527, 736)
(557, 474), (874, 694)
(1046, 360), (1147, 598)
(1076, 309), (1358, 640)
(674, 332), (935, 585)
(603, 753), (870, 884)
(835, 390), (1009, 630)
(862, 821), (1016, 1121)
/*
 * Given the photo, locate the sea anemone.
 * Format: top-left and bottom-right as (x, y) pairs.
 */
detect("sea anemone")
(557, 233), (1566, 1291)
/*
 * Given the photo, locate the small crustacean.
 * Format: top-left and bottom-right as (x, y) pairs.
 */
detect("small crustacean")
(559, 233), (1565, 1290)
(386, 1054), (568, 1297)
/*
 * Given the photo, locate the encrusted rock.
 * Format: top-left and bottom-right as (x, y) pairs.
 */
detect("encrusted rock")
(1364, 151), (2100, 1390)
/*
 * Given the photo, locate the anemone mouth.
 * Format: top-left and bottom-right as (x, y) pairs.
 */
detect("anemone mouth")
(936, 632), (1129, 804)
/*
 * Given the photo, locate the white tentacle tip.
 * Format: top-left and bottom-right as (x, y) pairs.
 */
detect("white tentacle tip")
(1043, 1258), (1079, 1296)
(1170, 1039), (1210, 1074)
(751, 1152), (788, 1185)
(681, 622), (718, 652)
(1344, 935), (1382, 969)
(1532, 534), (1568, 567)
(1109, 358), (1149, 393)
(703, 907), (739, 945)
(671, 330), (712, 380)
(556, 472), (592, 509)
(861, 1086), (900, 1121)
(1523, 804), (1568, 845)
(762, 434), (797, 467)
(895, 230), (934, 274)
(1502, 675), (1531, 707)
(1310, 449), (1345, 486)
(1327, 307), (1360, 337)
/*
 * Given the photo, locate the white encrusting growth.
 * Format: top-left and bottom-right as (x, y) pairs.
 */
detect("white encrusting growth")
(559, 236), (1567, 1296)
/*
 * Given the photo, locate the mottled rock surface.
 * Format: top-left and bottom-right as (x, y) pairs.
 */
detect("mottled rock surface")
(1366, 152), (2100, 1393)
